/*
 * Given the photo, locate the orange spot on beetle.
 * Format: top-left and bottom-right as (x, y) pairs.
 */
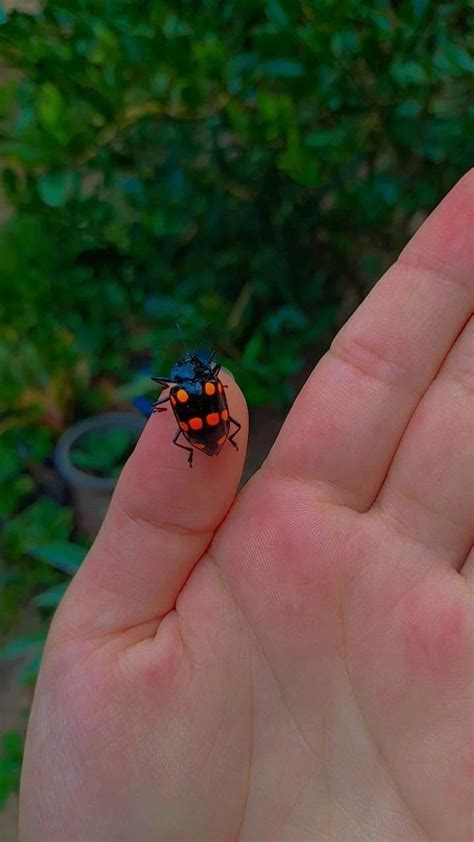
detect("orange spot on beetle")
(217, 382), (223, 393)
(193, 442), (205, 449)
(177, 389), (189, 403)
(221, 409), (228, 421)
(206, 412), (220, 426)
(170, 396), (177, 405)
(217, 434), (227, 445)
(204, 382), (216, 395)
(179, 421), (189, 432)
(189, 417), (203, 430)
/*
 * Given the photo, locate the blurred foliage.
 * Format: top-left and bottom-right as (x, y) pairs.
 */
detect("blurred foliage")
(0, 0), (472, 808)
(0, 537), (85, 807)
(0, 0), (471, 419)
(0, 730), (23, 809)
(0, 426), (73, 627)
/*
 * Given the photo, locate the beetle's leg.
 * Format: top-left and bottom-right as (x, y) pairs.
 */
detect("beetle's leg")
(213, 364), (229, 386)
(213, 362), (228, 387)
(173, 429), (194, 467)
(228, 416), (241, 451)
(151, 376), (172, 386)
(152, 394), (170, 413)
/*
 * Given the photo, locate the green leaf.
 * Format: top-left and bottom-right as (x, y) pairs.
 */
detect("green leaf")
(36, 82), (64, 133)
(391, 60), (427, 86)
(266, 0), (289, 27)
(442, 43), (474, 73)
(4, 499), (72, 557)
(20, 653), (43, 685)
(412, 0), (430, 18)
(243, 333), (264, 364)
(0, 634), (45, 661)
(262, 59), (304, 78)
(0, 474), (35, 517)
(32, 581), (69, 608)
(394, 100), (423, 118)
(331, 30), (359, 58)
(37, 171), (75, 207)
(0, 442), (20, 483)
(0, 731), (23, 809)
(29, 542), (86, 575)
(115, 374), (155, 401)
(2, 731), (22, 762)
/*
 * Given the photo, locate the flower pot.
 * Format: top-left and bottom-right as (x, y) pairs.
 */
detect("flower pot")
(54, 412), (146, 537)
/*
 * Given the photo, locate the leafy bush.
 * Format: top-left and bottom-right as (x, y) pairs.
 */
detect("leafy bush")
(0, 424), (86, 792)
(1, 0), (472, 419)
(0, 731), (23, 809)
(0, 0), (472, 807)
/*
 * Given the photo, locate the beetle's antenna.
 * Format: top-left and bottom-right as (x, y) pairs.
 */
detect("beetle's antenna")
(176, 322), (189, 355)
(194, 323), (210, 356)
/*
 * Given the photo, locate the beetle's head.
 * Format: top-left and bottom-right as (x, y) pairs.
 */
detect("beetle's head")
(170, 353), (211, 383)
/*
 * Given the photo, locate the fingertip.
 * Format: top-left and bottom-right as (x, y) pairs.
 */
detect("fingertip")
(66, 367), (249, 637)
(115, 366), (248, 531)
(399, 168), (474, 284)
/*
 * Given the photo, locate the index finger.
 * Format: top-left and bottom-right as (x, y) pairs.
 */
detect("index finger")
(53, 371), (248, 640)
(267, 169), (474, 510)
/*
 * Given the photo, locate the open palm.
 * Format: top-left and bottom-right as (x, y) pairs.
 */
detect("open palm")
(20, 173), (473, 842)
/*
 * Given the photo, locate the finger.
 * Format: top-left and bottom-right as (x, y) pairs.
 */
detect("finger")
(372, 316), (474, 568)
(267, 170), (474, 510)
(54, 372), (248, 638)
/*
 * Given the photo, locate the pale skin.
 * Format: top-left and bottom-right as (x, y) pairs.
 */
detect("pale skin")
(20, 172), (473, 842)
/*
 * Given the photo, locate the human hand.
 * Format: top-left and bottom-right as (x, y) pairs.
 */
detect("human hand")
(20, 172), (474, 842)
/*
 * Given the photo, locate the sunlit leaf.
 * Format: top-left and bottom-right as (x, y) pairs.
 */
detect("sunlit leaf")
(38, 171), (75, 207)
(28, 542), (86, 575)
(32, 581), (69, 608)
(0, 634), (45, 661)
